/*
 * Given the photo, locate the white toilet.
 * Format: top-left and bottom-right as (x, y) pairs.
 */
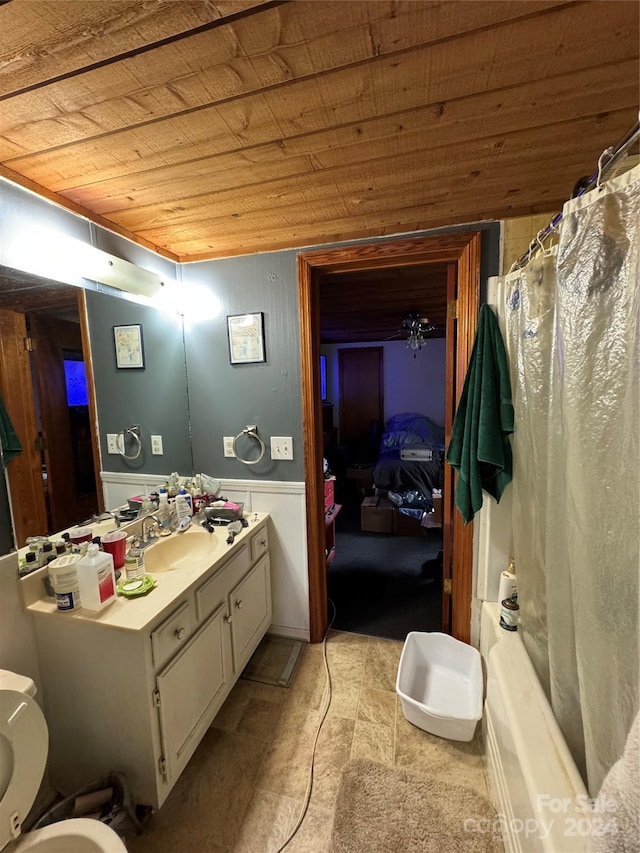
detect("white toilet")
(0, 670), (127, 852)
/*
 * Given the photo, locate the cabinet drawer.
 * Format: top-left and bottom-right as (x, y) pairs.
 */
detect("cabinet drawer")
(151, 601), (194, 669)
(196, 545), (250, 622)
(250, 527), (269, 563)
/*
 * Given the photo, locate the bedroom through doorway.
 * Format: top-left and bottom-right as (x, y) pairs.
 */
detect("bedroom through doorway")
(319, 264), (447, 641)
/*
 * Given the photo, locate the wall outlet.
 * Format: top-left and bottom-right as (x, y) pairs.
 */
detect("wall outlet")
(271, 436), (293, 460)
(106, 433), (119, 454)
(151, 435), (163, 455)
(223, 436), (235, 457)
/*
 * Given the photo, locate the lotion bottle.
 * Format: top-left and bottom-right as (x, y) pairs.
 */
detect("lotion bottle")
(498, 556), (518, 604)
(76, 543), (116, 611)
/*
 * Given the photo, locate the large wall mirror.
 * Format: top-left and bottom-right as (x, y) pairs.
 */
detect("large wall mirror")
(0, 265), (192, 556)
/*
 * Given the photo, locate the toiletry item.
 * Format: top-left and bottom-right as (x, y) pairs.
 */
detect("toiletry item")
(499, 598), (519, 631)
(76, 543), (116, 611)
(48, 553), (82, 612)
(174, 492), (192, 523)
(156, 488), (171, 526)
(54, 541), (67, 556)
(124, 546), (145, 581)
(498, 556), (518, 604)
(177, 488), (193, 515)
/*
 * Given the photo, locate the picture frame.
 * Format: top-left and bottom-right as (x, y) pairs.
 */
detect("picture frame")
(113, 324), (145, 369)
(227, 312), (266, 364)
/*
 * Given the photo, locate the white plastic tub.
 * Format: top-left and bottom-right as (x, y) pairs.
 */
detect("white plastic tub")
(396, 631), (483, 742)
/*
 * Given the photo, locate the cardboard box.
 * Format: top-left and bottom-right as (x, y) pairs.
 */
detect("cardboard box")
(347, 466), (374, 495)
(361, 496), (394, 533)
(392, 508), (423, 537)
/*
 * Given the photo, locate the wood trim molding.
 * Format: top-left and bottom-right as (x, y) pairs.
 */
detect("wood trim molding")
(78, 289), (104, 515)
(298, 232), (482, 644)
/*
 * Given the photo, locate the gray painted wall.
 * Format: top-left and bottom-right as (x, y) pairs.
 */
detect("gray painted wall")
(85, 290), (192, 476)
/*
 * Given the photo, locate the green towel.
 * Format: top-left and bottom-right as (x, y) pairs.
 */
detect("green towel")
(0, 394), (22, 463)
(446, 304), (513, 524)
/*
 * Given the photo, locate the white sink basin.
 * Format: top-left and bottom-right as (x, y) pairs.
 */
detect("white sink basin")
(144, 525), (218, 573)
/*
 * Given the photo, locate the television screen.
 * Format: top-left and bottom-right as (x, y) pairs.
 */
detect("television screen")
(320, 354), (327, 401)
(63, 359), (89, 407)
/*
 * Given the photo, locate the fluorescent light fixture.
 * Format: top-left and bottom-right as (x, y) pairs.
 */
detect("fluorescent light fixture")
(6, 226), (165, 298)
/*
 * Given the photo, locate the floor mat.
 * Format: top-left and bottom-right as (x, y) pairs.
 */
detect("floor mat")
(330, 759), (503, 853)
(240, 635), (305, 688)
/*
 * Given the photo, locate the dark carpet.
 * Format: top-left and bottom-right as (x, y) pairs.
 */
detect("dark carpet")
(327, 501), (443, 641)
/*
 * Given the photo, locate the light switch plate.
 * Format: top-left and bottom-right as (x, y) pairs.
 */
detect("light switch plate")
(107, 434), (119, 454)
(271, 436), (293, 460)
(151, 435), (163, 455)
(223, 436), (235, 457)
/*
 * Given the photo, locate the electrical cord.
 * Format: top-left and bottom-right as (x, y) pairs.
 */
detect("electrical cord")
(275, 599), (337, 853)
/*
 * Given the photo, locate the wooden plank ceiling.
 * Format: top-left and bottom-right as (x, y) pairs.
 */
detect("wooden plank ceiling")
(0, 0), (637, 264)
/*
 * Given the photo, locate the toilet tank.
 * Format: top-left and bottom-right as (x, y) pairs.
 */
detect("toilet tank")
(0, 670), (37, 697)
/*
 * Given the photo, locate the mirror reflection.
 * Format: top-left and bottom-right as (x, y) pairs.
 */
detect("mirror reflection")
(0, 266), (191, 556)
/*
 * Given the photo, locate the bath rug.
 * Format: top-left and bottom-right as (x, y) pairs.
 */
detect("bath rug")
(330, 759), (503, 853)
(240, 634), (305, 688)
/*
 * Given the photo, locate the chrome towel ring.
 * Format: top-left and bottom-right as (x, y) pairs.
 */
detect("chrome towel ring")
(117, 425), (142, 460)
(232, 425), (265, 465)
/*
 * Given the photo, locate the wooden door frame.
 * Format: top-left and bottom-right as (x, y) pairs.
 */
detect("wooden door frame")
(298, 232), (481, 644)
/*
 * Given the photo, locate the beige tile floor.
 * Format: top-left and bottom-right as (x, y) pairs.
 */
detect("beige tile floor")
(126, 631), (490, 853)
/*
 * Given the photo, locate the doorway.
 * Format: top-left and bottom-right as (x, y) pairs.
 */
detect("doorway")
(297, 232), (481, 644)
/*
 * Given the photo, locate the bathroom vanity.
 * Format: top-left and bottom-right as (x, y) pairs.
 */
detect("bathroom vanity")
(23, 514), (271, 809)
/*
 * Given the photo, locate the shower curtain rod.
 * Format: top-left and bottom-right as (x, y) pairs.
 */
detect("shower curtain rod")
(512, 117), (640, 271)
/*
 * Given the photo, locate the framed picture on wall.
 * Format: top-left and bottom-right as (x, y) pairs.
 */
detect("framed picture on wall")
(227, 312), (266, 364)
(113, 324), (145, 369)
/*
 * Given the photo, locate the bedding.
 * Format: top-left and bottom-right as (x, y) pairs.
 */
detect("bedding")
(373, 413), (444, 498)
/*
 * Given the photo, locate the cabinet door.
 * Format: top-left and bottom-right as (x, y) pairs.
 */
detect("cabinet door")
(229, 555), (271, 673)
(156, 604), (229, 785)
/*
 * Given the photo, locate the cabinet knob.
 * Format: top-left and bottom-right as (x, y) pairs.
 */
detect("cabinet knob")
(224, 613), (232, 623)
(259, 539), (267, 547)
(174, 627), (186, 640)
(235, 599), (243, 609)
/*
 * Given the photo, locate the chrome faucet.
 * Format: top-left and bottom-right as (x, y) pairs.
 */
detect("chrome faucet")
(141, 514), (160, 544)
(93, 510), (121, 529)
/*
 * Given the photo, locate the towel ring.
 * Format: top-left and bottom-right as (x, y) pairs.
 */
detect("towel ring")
(117, 426), (142, 461)
(232, 425), (265, 465)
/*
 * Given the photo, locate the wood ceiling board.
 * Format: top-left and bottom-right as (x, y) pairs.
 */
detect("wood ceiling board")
(0, 0), (575, 158)
(126, 115), (630, 239)
(62, 60), (638, 215)
(0, 1), (269, 97)
(6, 1), (636, 193)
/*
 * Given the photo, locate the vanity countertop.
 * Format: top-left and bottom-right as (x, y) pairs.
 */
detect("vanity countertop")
(23, 513), (269, 632)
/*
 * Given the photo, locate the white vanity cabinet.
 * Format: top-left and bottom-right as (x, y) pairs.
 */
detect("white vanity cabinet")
(29, 518), (271, 810)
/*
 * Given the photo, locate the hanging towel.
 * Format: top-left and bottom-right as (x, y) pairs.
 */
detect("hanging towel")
(0, 394), (22, 464)
(446, 304), (513, 524)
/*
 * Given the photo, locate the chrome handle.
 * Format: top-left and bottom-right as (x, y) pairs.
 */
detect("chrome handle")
(174, 627), (185, 640)
(235, 599), (243, 609)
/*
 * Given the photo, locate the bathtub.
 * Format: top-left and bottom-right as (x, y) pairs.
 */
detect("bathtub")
(481, 602), (592, 853)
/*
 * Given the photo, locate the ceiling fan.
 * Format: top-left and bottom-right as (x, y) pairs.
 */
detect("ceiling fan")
(386, 311), (441, 351)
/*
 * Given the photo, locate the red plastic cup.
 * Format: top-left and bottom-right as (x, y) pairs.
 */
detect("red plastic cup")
(101, 530), (128, 569)
(69, 526), (93, 546)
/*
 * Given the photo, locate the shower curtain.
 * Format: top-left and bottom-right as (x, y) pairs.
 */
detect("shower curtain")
(500, 163), (639, 796)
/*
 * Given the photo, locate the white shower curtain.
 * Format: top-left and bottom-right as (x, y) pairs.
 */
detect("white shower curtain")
(500, 163), (639, 796)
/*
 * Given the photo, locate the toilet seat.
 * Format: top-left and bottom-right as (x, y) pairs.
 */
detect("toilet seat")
(0, 689), (48, 851)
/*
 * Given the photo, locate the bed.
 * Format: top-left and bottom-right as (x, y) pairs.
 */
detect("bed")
(372, 413), (444, 499)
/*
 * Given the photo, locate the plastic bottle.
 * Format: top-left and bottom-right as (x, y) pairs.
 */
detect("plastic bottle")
(48, 553), (83, 612)
(75, 543), (116, 611)
(174, 490), (192, 523)
(124, 545), (145, 581)
(177, 487), (193, 515)
(156, 488), (172, 529)
(497, 556), (518, 605)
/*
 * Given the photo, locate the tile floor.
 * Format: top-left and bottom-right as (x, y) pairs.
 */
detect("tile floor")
(126, 631), (490, 852)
